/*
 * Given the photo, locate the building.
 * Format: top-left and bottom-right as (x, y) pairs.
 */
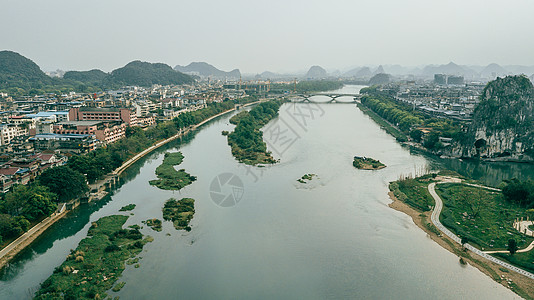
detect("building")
(53, 121), (126, 144)
(30, 133), (96, 153)
(0, 124), (29, 146)
(69, 107), (137, 126)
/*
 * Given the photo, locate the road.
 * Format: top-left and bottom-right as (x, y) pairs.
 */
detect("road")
(428, 182), (534, 280)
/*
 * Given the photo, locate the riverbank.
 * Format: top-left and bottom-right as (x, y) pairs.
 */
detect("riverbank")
(388, 190), (534, 299)
(0, 100), (262, 270)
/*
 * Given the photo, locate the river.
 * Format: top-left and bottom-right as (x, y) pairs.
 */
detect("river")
(0, 85), (527, 299)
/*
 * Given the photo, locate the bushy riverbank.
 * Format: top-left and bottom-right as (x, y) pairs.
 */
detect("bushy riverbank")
(34, 215), (151, 299)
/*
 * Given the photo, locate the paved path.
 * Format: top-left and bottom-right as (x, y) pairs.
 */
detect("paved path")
(485, 241), (534, 254)
(0, 210), (67, 269)
(428, 182), (534, 280)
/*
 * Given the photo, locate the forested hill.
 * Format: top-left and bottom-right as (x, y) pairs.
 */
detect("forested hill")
(0, 51), (195, 95)
(462, 75), (534, 160)
(0, 50), (54, 91)
(63, 69), (108, 84)
(109, 61), (194, 86)
(175, 62), (241, 79)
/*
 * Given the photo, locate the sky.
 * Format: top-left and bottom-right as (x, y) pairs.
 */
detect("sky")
(2, 0), (534, 74)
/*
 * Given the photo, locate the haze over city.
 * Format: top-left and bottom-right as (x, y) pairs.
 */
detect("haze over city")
(3, 0), (534, 73)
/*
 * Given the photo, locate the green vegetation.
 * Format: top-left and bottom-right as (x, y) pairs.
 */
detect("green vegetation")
(359, 86), (463, 149)
(34, 215), (151, 299)
(119, 204), (136, 212)
(68, 100), (245, 184)
(389, 175), (436, 212)
(144, 218), (162, 232)
(108, 61), (193, 87)
(436, 183), (533, 250)
(221, 130), (229, 136)
(149, 152), (197, 190)
(353, 156), (386, 170)
(502, 178), (534, 208)
(467, 76), (534, 148)
(227, 100), (282, 165)
(356, 102), (408, 142)
(38, 166), (89, 202)
(112, 281), (126, 292)
(269, 80), (343, 94)
(494, 251), (534, 273)
(0, 167), (89, 248)
(162, 198), (195, 231)
(297, 174), (317, 183)
(0, 51), (195, 96)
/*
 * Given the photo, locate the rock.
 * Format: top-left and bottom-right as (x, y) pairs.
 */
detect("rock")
(459, 75), (534, 161)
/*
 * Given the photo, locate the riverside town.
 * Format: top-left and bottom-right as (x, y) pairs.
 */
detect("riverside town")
(2, 2), (534, 298)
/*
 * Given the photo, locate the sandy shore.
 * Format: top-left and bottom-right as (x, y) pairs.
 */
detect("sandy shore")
(388, 191), (534, 299)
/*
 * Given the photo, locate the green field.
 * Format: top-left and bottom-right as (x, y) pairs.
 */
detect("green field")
(389, 175), (436, 212)
(436, 183), (533, 250)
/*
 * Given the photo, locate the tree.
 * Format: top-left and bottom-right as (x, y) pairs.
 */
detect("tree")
(508, 238), (518, 255)
(0, 184), (57, 221)
(461, 236), (469, 246)
(38, 166), (88, 202)
(410, 129), (423, 143)
(22, 186), (57, 221)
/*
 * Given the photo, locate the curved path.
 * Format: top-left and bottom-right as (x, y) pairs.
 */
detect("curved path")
(428, 181), (534, 280)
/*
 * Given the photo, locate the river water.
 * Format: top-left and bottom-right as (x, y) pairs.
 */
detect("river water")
(0, 85), (527, 299)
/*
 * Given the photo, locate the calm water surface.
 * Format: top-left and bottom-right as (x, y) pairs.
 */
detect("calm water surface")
(0, 86), (526, 299)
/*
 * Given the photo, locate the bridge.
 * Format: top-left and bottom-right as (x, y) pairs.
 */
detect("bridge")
(290, 93), (362, 103)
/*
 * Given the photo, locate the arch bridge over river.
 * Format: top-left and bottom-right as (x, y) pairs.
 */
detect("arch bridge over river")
(290, 93), (362, 103)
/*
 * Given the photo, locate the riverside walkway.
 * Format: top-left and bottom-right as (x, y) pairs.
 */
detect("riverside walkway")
(428, 180), (534, 280)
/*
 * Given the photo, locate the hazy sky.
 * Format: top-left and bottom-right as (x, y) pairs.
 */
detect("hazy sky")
(2, 0), (534, 73)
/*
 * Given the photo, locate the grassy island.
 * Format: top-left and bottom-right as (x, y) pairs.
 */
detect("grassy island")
(149, 152), (197, 190)
(353, 156), (386, 170)
(162, 198), (195, 231)
(119, 204), (136, 211)
(227, 101), (282, 165)
(144, 218), (162, 232)
(34, 215), (151, 300)
(297, 174), (317, 184)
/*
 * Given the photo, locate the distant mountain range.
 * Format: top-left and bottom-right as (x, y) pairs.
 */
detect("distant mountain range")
(174, 62), (241, 79)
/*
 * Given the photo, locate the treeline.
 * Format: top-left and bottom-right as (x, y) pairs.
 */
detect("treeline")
(360, 86), (463, 149)
(0, 98), (253, 247)
(227, 100), (282, 165)
(270, 80), (343, 94)
(502, 179), (534, 208)
(0, 166), (88, 245)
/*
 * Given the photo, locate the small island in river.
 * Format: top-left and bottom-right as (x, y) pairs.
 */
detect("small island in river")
(149, 152), (197, 190)
(162, 198), (195, 231)
(297, 174), (318, 183)
(353, 156), (386, 170)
